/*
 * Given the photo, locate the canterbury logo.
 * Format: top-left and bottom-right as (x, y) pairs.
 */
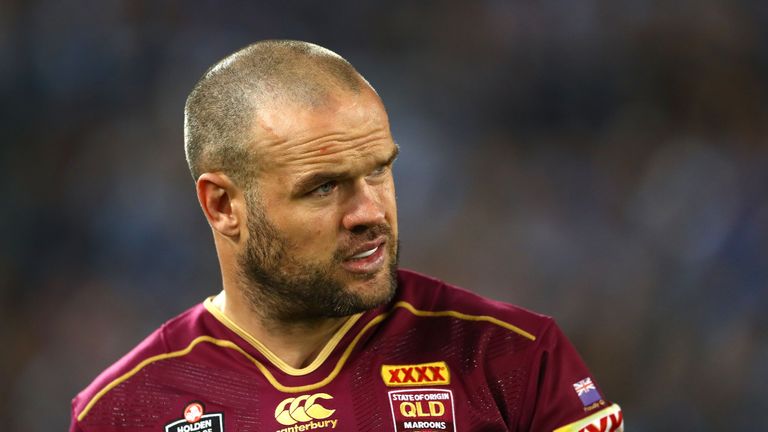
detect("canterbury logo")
(274, 393), (336, 426)
(381, 361), (450, 387)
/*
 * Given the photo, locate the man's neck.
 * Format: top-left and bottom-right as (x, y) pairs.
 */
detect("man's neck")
(212, 290), (349, 369)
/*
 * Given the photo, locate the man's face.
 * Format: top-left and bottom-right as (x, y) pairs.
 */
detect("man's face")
(237, 88), (399, 322)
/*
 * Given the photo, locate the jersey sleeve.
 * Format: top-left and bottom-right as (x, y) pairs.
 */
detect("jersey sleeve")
(520, 319), (624, 432)
(69, 399), (85, 432)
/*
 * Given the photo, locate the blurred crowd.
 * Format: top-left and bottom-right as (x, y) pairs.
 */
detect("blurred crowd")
(1, 0), (767, 430)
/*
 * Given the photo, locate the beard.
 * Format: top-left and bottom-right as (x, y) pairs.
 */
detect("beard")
(237, 200), (399, 324)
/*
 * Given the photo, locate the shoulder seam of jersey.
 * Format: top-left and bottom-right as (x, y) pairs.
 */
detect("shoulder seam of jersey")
(203, 296), (364, 376)
(76, 300), (536, 423)
(77, 335), (231, 422)
(393, 301), (537, 340)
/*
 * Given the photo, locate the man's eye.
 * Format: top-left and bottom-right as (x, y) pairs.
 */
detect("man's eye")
(369, 165), (387, 177)
(312, 181), (336, 196)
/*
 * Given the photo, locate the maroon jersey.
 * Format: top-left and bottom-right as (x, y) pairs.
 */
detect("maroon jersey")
(71, 269), (623, 432)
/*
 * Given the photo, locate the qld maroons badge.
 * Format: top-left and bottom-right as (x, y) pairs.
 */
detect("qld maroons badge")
(388, 389), (456, 432)
(164, 402), (224, 432)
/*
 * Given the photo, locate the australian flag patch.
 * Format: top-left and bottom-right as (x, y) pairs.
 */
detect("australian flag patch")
(573, 377), (602, 407)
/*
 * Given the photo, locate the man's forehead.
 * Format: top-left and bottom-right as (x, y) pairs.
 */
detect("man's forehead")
(255, 89), (385, 136)
(262, 131), (396, 172)
(248, 90), (391, 166)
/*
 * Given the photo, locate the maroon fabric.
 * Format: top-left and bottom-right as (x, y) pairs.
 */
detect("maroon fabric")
(71, 269), (619, 432)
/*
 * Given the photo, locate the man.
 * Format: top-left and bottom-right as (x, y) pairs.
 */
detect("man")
(71, 40), (623, 432)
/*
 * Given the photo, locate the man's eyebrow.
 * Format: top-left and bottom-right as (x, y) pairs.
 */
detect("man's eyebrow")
(291, 146), (400, 196)
(292, 171), (345, 195)
(386, 144), (400, 165)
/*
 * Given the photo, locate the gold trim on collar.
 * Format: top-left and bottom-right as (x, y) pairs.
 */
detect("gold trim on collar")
(203, 296), (363, 376)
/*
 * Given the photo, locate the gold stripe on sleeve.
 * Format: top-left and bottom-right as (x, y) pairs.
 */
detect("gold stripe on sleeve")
(552, 404), (624, 432)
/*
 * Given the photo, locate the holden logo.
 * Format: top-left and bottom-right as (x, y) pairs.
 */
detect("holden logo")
(184, 403), (204, 423)
(164, 402), (224, 432)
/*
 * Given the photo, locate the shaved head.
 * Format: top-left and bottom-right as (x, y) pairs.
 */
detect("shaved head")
(184, 40), (370, 187)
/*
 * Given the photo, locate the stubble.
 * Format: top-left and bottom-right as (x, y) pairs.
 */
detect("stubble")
(237, 197), (398, 324)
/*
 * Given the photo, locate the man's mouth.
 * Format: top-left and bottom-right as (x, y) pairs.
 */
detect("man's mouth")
(345, 237), (386, 260)
(342, 238), (387, 273)
(350, 245), (379, 260)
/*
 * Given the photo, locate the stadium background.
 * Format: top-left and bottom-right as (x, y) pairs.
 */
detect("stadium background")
(1, 1), (767, 430)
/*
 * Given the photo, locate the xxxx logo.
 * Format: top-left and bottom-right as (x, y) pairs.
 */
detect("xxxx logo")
(381, 361), (450, 387)
(274, 393), (337, 427)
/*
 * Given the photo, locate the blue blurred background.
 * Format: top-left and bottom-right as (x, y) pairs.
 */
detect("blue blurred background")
(2, 1), (767, 430)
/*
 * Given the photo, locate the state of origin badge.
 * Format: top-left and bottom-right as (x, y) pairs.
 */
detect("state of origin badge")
(164, 402), (224, 432)
(388, 389), (457, 432)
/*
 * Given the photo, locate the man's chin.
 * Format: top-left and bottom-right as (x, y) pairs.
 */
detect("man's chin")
(340, 267), (397, 308)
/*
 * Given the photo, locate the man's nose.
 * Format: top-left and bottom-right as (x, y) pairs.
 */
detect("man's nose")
(341, 181), (386, 232)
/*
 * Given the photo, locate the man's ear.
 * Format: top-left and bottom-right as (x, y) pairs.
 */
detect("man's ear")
(196, 172), (243, 238)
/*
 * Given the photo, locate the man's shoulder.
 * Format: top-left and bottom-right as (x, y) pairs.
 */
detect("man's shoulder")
(71, 302), (209, 425)
(395, 268), (553, 341)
